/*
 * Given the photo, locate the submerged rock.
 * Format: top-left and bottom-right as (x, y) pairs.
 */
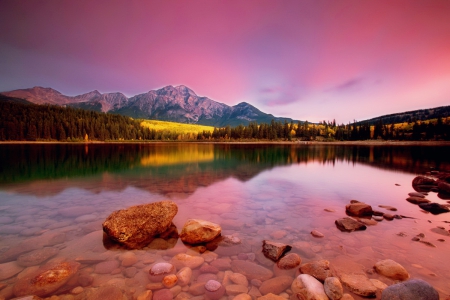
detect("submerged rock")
(406, 197), (431, 204)
(277, 253), (301, 270)
(418, 203), (450, 215)
(230, 260), (273, 281)
(16, 247), (59, 267)
(13, 261), (80, 297)
(180, 219), (221, 244)
(381, 279), (439, 300)
(374, 259), (410, 281)
(339, 273), (377, 297)
(324, 277), (344, 300)
(262, 240), (291, 262)
(335, 217), (366, 232)
(291, 274), (328, 300)
(300, 260), (333, 282)
(345, 202), (373, 217)
(102, 200), (178, 248)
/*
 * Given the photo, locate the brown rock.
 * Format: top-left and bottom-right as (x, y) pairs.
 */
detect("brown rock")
(262, 240), (291, 262)
(412, 176), (436, 187)
(383, 213), (395, 221)
(300, 260), (333, 282)
(406, 197), (431, 204)
(346, 202), (373, 217)
(335, 217), (366, 232)
(378, 205), (397, 211)
(374, 259), (410, 281)
(16, 247), (59, 267)
(13, 261), (80, 297)
(180, 219), (221, 245)
(87, 285), (124, 300)
(339, 273), (377, 297)
(102, 200), (178, 249)
(277, 253), (301, 270)
(231, 260), (274, 281)
(0, 261), (24, 281)
(311, 230), (324, 238)
(259, 275), (292, 295)
(408, 192), (426, 198)
(324, 277), (343, 300)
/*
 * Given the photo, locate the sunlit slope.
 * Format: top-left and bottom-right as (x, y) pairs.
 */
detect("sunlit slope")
(140, 119), (214, 135)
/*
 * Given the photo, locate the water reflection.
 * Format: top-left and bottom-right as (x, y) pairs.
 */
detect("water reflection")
(1, 143), (449, 197)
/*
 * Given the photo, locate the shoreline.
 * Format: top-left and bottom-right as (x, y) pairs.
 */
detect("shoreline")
(1, 140), (450, 146)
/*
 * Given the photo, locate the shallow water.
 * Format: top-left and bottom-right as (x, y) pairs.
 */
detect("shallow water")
(0, 143), (450, 299)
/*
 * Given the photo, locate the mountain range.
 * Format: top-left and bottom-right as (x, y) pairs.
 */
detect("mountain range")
(0, 86), (297, 127)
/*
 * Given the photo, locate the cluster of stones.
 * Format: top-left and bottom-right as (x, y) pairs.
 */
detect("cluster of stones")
(408, 174), (450, 215)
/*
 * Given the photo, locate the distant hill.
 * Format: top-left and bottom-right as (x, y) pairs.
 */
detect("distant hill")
(1, 85), (299, 127)
(359, 105), (450, 125)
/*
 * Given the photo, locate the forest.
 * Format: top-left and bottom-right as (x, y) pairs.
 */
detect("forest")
(0, 100), (449, 142)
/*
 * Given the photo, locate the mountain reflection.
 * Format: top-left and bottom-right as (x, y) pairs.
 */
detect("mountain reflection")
(0, 143), (449, 196)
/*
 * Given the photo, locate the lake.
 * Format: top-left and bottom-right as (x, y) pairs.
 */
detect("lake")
(0, 143), (450, 299)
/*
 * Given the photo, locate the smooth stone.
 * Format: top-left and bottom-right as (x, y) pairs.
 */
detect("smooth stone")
(180, 219), (222, 244)
(259, 275), (292, 295)
(170, 253), (205, 269)
(163, 274), (178, 288)
(373, 215), (384, 222)
(300, 260), (333, 282)
(324, 208), (335, 212)
(412, 176), (436, 187)
(291, 274), (328, 300)
(277, 253), (301, 270)
(200, 264), (219, 274)
(324, 277), (343, 300)
(153, 288), (174, 300)
(86, 285), (124, 300)
(137, 290), (153, 300)
(226, 284), (249, 296)
(383, 213), (395, 221)
(378, 205), (397, 211)
(102, 200), (178, 248)
(345, 202), (373, 217)
(16, 247), (59, 267)
(262, 240), (292, 262)
(373, 210), (384, 216)
(75, 214), (97, 223)
(374, 259), (410, 281)
(13, 261), (80, 297)
(149, 262), (176, 282)
(358, 218), (378, 226)
(335, 217), (366, 232)
(341, 294), (355, 300)
(230, 260), (274, 281)
(438, 181), (450, 193)
(230, 273), (249, 286)
(0, 261), (24, 281)
(210, 258), (231, 270)
(233, 293), (252, 300)
(418, 202), (450, 215)
(381, 279), (439, 300)
(370, 279), (388, 290)
(408, 192), (426, 198)
(311, 230), (324, 238)
(124, 266), (137, 278)
(94, 260), (120, 274)
(257, 293), (285, 300)
(406, 197), (431, 204)
(120, 251), (138, 267)
(189, 282), (206, 296)
(197, 273), (218, 283)
(339, 273), (377, 297)
(205, 280), (225, 300)
(176, 267), (192, 286)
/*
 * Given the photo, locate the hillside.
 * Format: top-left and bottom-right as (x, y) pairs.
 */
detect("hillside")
(1, 86), (298, 127)
(359, 105), (450, 125)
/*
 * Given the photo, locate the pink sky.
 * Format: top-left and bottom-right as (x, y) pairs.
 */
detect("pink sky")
(1, 0), (449, 123)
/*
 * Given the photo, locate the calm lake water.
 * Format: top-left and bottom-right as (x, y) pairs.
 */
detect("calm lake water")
(0, 143), (450, 299)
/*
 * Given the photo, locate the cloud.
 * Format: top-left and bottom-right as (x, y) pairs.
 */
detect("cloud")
(328, 78), (364, 92)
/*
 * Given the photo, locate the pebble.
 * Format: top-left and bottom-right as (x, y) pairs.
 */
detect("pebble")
(120, 251), (138, 267)
(374, 259), (410, 281)
(259, 276), (293, 295)
(149, 262), (176, 282)
(137, 290), (153, 300)
(311, 230), (324, 238)
(226, 284), (249, 296)
(339, 273), (377, 297)
(324, 277), (343, 300)
(123, 267), (137, 278)
(170, 253), (205, 269)
(230, 260), (274, 281)
(230, 273), (249, 286)
(94, 260), (120, 274)
(153, 288), (173, 300)
(176, 267), (193, 287)
(204, 280), (225, 300)
(291, 274), (328, 300)
(299, 260), (333, 282)
(162, 274), (178, 288)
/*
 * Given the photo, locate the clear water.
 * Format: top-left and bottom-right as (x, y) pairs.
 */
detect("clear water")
(0, 143), (449, 299)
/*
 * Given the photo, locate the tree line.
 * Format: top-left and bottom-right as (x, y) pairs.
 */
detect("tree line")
(0, 100), (448, 142)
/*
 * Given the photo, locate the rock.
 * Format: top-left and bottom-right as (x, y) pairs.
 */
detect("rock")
(170, 253), (205, 269)
(149, 262), (176, 282)
(412, 176), (436, 187)
(16, 247), (59, 267)
(230, 260), (274, 281)
(102, 200), (178, 248)
(374, 259), (409, 280)
(339, 273), (377, 297)
(262, 240), (292, 261)
(373, 210), (384, 216)
(176, 267), (192, 286)
(378, 205), (397, 211)
(277, 253), (301, 269)
(163, 274), (178, 288)
(153, 288), (173, 300)
(291, 274), (328, 300)
(299, 260), (333, 282)
(383, 213), (395, 221)
(341, 294), (355, 300)
(358, 218), (378, 226)
(180, 219), (221, 244)
(259, 275), (292, 295)
(233, 293), (252, 300)
(311, 230), (324, 238)
(87, 285), (124, 300)
(324, 277), (343, 300)
(13, 261), (80, 297)
(230, 273), (249, 286)
(438, 181), (450, 194)
(373, 215), (384, 221)
(94, 260), (120, 274)
(210, 258), (231, 270)
(345, 202), (373, 217)
(226, 285), (249, 296)
(324, 208), (335, 212)
(257, 293), (285, 300)
(370, 279), (388, 290)
(381, 279), (439, 300)
(408, 192), (426, 198)
(205, 280), (225, 300)
(119, 251), (138, 267)
(0, 261), (24, 281)
(406, 197), (431, 204)
(137, 290), (153, 300)
(418, 203), (450, 215)
(335, 217), (366, 232)
(123, 266), (137, 278)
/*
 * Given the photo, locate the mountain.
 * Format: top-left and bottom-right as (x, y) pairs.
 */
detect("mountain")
(358, 105), (450, 125)
(1, 86), (298, 127)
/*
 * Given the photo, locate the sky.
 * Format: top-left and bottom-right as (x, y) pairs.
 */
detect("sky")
(1, 0), (450, 123)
